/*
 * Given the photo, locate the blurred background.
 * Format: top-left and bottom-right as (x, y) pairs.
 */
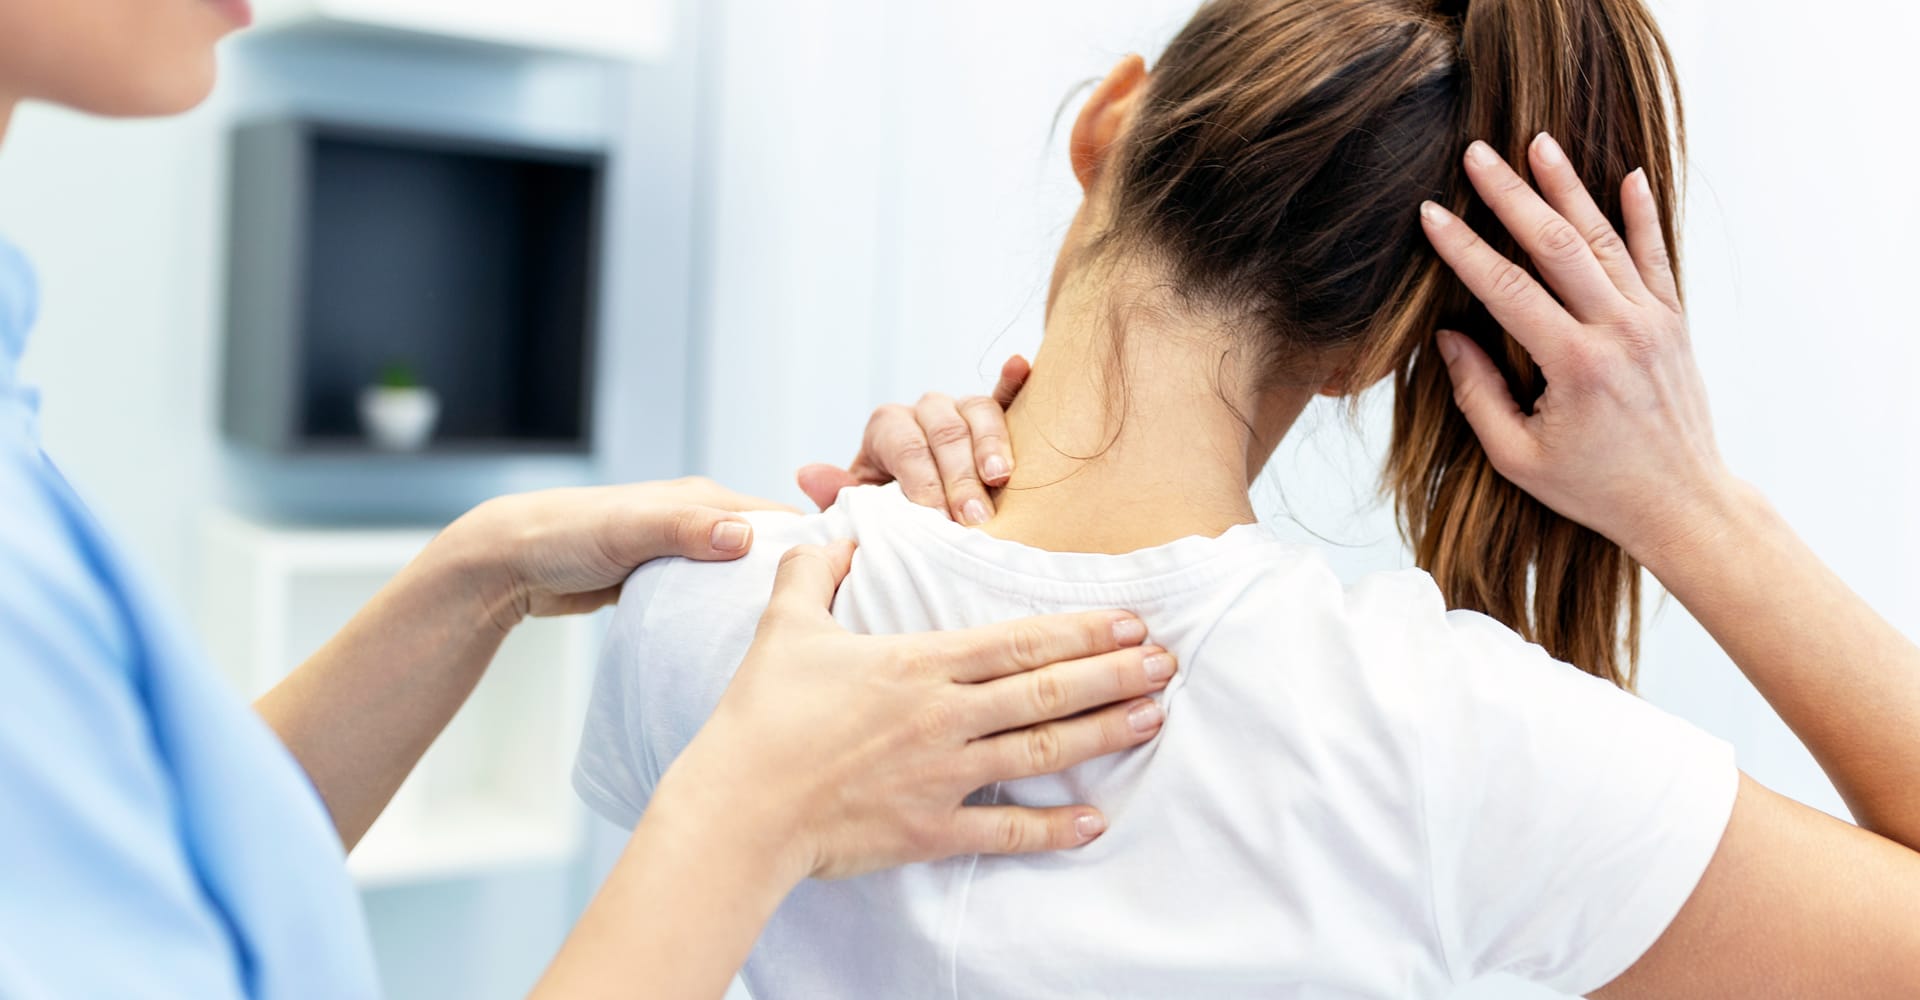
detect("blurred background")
(0, 0), (1914, 997)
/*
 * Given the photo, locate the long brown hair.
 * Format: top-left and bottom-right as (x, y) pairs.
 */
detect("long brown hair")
(1101, 0), (1682, 687)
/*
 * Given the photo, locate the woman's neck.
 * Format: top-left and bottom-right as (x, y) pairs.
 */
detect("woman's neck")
(980, 274), (1319, 555)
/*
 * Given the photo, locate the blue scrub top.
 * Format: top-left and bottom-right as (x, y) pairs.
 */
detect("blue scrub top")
(0, 237), (379, 998)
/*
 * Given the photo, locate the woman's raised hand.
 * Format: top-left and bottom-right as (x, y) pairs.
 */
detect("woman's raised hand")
(797, 355), (1032, 524)
(1419, 134), (1742, 571)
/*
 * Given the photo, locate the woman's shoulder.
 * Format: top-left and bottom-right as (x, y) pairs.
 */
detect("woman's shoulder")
(608, 495), (859, 643)
(1215, 551), (1564, 689)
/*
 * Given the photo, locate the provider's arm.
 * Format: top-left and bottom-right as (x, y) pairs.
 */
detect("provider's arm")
(254, 478), (789, 849)
(1421, 135), (1920, 996)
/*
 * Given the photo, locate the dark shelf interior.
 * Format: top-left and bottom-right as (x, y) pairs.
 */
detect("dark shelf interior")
(223, 120), (606, 455)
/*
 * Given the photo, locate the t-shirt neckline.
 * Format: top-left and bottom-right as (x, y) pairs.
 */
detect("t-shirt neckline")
(846, 482), (1287, 603)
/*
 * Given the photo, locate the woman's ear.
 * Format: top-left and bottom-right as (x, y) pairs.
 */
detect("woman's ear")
(1070, 54), (1149, 191)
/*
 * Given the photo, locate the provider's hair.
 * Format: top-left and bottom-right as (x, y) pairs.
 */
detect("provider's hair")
(1101, 0), (1682, 687)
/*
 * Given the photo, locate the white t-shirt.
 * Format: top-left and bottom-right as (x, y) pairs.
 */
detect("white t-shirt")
(575, 483), (1737, 999)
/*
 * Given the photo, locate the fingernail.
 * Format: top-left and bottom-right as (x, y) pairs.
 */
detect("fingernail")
(1631, 167), (1651, 195)
(981, 454), (1012, 483)
(1436, 330), (1461, 364)
(1112, 616), (1147, 645)
(1466, 140), (1498, 166)
(1075, 812), (1107, 841)
(1128, 699), (1165, 733)
(1533, 131), (1565, 166)
(961, 499), (991, 526)
(1419, 200), (1446, 226)
(1142, 650), (1175, 683)
(711, 521), (750, 552)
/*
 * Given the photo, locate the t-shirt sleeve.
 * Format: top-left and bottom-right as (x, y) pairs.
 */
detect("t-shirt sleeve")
(572, 561), (674, 831)
(572, 509), (811, 831)
(1415, 608), (1739, 995)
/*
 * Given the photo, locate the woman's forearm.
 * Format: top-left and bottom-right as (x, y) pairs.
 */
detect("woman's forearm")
(254, 532), (513, 850)
(1640, 481), (1920, 848)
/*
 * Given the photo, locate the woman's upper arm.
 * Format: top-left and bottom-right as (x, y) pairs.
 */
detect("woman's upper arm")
(1597, 773), (1920, 998)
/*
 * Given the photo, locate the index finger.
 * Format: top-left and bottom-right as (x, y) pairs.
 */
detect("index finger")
(928, 610), (1150, 684)
(1420, 200), (1577, 362)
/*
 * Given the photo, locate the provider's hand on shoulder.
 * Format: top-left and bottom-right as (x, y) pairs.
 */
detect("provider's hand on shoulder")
(671, 539), (1172, 880)
(541, 540), (1174, 1000)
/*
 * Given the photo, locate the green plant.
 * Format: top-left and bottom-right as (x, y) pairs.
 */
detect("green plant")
(376, 362), (421, 390)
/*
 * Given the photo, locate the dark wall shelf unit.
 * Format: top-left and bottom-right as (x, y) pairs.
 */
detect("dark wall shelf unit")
(222, 119), (606, 455)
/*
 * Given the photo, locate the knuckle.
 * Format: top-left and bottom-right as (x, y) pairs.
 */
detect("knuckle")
(872, 403), (912, 426)
(893, 645), (936, 681)
(994, 813), (1030, 854)
(912, 698), (958, 744)
(1534, 218), (1585, 260)
(1585, 224), (1628, 259)
(1028, 670), (1069, 719)
(1452, 377), (1484, 413)
(669, 506), (709, 549)
(892, 440), (936, 471)
(1614, 320), (1664, 360)
(924, 420), (974, 450)
(1486, 259), (1535, 301)
(1008, 624), (1049, 669)
(1024, 726), (1064, 773)
(1557, 339), (1612, 381)
(916, 392), (954, 410)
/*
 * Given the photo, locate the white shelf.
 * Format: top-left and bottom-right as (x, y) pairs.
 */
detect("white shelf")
(250, 0), (673, 61)
(199, 513), (599, 887)
(349, 802), (576, 888)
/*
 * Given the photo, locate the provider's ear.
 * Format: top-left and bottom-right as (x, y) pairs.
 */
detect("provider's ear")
(1070, 54), (1149, 191)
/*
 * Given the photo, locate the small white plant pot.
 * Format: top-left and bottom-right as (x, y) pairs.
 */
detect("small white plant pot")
(359, 385), (442, 452)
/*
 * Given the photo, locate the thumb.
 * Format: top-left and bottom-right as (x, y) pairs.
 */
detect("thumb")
(766, 540), (858, 623)
(626, 505), (757, 564)
(796, 464), (859, 511)
(991, 355), (1032, 410)
(1435, 330), (1532, 470)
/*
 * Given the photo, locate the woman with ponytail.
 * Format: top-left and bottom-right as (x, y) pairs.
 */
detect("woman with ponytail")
(581, 0), (1920, 995)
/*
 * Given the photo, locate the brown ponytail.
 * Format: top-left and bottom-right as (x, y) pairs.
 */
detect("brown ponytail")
(1392, 0), (1682, 688)
(1104, 0), (1683, 687)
